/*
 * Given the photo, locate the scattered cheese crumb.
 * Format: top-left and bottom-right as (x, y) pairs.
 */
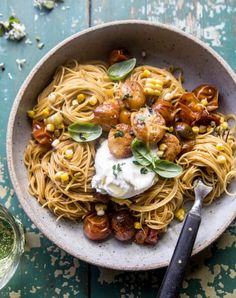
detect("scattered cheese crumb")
(16, 58), (26, 71)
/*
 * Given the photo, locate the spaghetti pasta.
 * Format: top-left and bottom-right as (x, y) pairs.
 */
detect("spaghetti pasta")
(24, 56), (236, 244)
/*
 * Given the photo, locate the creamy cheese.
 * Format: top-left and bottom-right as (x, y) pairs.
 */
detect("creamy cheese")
(92, 140), (157, 199)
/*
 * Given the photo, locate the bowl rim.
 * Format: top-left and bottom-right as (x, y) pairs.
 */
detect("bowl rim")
(6, 20), (236, 271)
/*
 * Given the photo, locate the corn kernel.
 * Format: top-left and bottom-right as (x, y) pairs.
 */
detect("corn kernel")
(144, 87), (155, 95)
(46, 124), (55, 132)
(65, 149), (73, 159)
(72, 99), (78, 106)
(145, 83), (157, 89)
(48, 92), (56, 103)
(134, 222), (142, 229)
(163, 92), (172, 101)
(95, 204), (107, 216)
(142, 69), (150, 77)
(97, 210), (105, 216)
(216, 143), (224, 151)
(207, 126), (212, 132)
(60, 172), (69, 183)
(89, 96), (97, 106)
(201, 99), (208, 106)
(42, 108), (50, 118)
(106, 89), (113, 97)
(192, 126), (199, 134)
(27, 110), (35, 118)
(168, 126), (174, 132)
(221, 122), (228, 129)
(55, 171), (64, 180)
(77, 93), (86, 103)
(159, 143), (167, 151)
(154, 90), (161, 96)
(199, 125), (207, 133)
(146, 78), (163, 86)
(220, 117), (225, 123)
(57, 123), (64, 129)
(157, 150), (164, 157)
(54, 129), (60, 137)
(46, 112), (63, 125)
(52, 139), (60, 147)
(217, 155), (226, 164)
(175, 208), (185, 221)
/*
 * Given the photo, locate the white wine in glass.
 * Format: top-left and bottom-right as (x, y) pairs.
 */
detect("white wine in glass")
(0, 205), (25, 289)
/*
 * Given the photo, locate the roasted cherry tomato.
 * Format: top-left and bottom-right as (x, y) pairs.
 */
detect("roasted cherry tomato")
(181, 139), (196, 154)
(196, 110), (221, 126)
(83, 213), (111, 241)
(152, 99), (175, 125)
(178, 92), (204, 125)
(135, 226), (159, 245)
(32, 120), (53, 145)
(145, 228), (158, 245)
(109, 49), (129, 65)
(174, 122), (195, 140)
(193, 84), (219, 111)
(135, 226), (149, 244)
(111, 210), (135, 241)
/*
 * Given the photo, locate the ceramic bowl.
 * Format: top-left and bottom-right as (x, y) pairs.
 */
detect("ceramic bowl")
(7, 20), (236, 270)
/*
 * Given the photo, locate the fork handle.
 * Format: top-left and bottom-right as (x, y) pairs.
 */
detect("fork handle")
(157, 213), (201, 298)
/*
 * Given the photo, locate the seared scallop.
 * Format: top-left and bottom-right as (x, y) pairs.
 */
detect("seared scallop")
(94, 101), (120, 131)
(121, 80), (146, 111)
(108, 123), (134, 159)
(159, 133), (181, 161)
(131, 107), (166, 144)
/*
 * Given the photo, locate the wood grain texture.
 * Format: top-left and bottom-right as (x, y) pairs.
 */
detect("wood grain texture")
(0, 1), (89, 297)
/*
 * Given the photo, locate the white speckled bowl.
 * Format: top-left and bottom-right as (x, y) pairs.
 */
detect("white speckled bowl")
(7, 21), (236, 270)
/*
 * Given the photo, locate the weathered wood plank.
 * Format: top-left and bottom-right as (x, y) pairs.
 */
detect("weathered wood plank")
(0, 0), (89, 297)
(90, 1), (236, 298)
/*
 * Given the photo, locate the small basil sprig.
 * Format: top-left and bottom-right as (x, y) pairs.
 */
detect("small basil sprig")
(131, 138), (182, 178)
(108, 58), (136, 81)
(131, 138), (156, 167)
(153, 160), (183, 178)
(68, 123), (102, 142)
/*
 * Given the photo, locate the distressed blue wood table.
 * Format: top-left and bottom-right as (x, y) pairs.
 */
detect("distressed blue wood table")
(0, 1), (235, 297)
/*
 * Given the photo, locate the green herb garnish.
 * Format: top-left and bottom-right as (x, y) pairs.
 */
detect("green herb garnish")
(0, 15), (26, 41)
(112, 163), (123, 179)
(131, 138), (182, 178)
(140, 167), (148, 174)
(68, 123), (102, 143)
(108, 58), (136, 81)
(131, 138), (156, 167)
(114, 130), (124, 138)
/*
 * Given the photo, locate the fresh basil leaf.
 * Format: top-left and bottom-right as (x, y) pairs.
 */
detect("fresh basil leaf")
(153, 160), (183, 178)
(108, 58), (136, 81)
(68, 123), (102, 142)
(131, 138), (154, 167)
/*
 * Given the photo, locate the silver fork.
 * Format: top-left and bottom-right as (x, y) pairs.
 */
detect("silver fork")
(157, 180), (213, 298)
